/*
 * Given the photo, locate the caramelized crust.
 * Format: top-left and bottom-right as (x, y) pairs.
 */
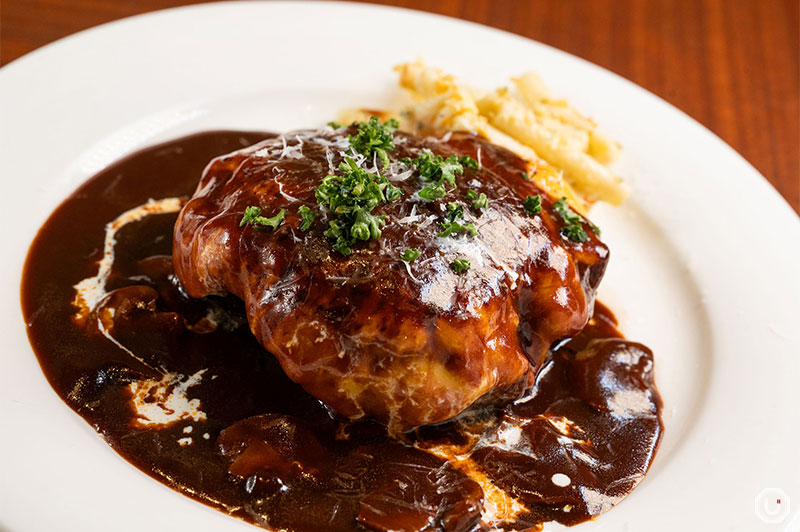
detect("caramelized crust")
(173, 127), (608, 431)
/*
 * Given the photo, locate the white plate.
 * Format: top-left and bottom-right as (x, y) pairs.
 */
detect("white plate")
(1, 2), (798, 531)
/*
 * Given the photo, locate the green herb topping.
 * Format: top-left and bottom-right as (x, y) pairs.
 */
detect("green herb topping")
(452, 258), (471, 274)
(418, 185), (446, 202)
(521, 171), (530, 181)
(445, 201), (464, 222)
(416, 152), (463, 185)
(438, 221), (478, 238)
(437, 201), (477, 238)
(552, 197), (599, 242)
(561, 224), (588, 242)
(465, 189), (489, 210)
(407, 151), (466, 201)
(471, 191), (488, 210)
(297, 205), (318, 231)
(524, 194), (542, 215)
(240, 206), (286, 231)
(327, 121), (344, 129)
(348, 116), (399, 167)
(315, 157), (401, 255)
(401, 248), (422, 262)
(459, 155), (480, 170)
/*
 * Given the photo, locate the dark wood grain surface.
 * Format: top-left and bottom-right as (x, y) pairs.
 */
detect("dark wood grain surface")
(2, 0), (797, 212)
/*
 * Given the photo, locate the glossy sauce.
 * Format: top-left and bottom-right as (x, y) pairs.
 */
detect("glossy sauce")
(21, 131), (662, 532)
(172, 127), (610, 433)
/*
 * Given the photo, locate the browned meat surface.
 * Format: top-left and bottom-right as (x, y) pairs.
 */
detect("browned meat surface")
(173, 126), (608, 431)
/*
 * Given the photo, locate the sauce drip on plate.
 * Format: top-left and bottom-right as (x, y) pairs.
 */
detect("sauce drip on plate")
(21, 131), (662, 532)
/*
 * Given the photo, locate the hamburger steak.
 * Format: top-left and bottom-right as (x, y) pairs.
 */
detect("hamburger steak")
(173, 124), (608, 432)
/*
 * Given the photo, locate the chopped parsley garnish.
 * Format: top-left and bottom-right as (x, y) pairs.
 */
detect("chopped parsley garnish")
(438, 220), (478, 238)
(465, 189), (488, 210)
(524, 194), (542, 215)
(297, 205), (318, 231)
(459, 155), (480, 170)
(471, 192), (488, 210)
(445, 201), (464, 222)
(451, 258), (471, 274)
(311, 117), (405, 255)
(521, 171), (530, 181)
(418, 184), (447, 201)
(416, 152), (462, 185)
(552, 197), (599, 242)
(553, 198), (582, 225)
(437, 201), (477, 238)
(562, 224), (588, 242)
(383, 180), (403, 202)
(401, 248), (422, 262)
(327, 121), (344, 129)
(348, 116), (399, 167)
(239, 206), (286, 231)
(408, 151), (466, 201)
(315, 157), (400, 255)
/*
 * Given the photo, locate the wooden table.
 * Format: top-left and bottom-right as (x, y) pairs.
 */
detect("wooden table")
(2, 0), (797, 213)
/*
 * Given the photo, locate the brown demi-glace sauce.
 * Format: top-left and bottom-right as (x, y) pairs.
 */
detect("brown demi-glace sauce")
(21, 131), (662, 532)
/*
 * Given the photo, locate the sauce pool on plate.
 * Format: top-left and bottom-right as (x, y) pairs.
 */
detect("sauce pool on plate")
(21, 131), (662, 532)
